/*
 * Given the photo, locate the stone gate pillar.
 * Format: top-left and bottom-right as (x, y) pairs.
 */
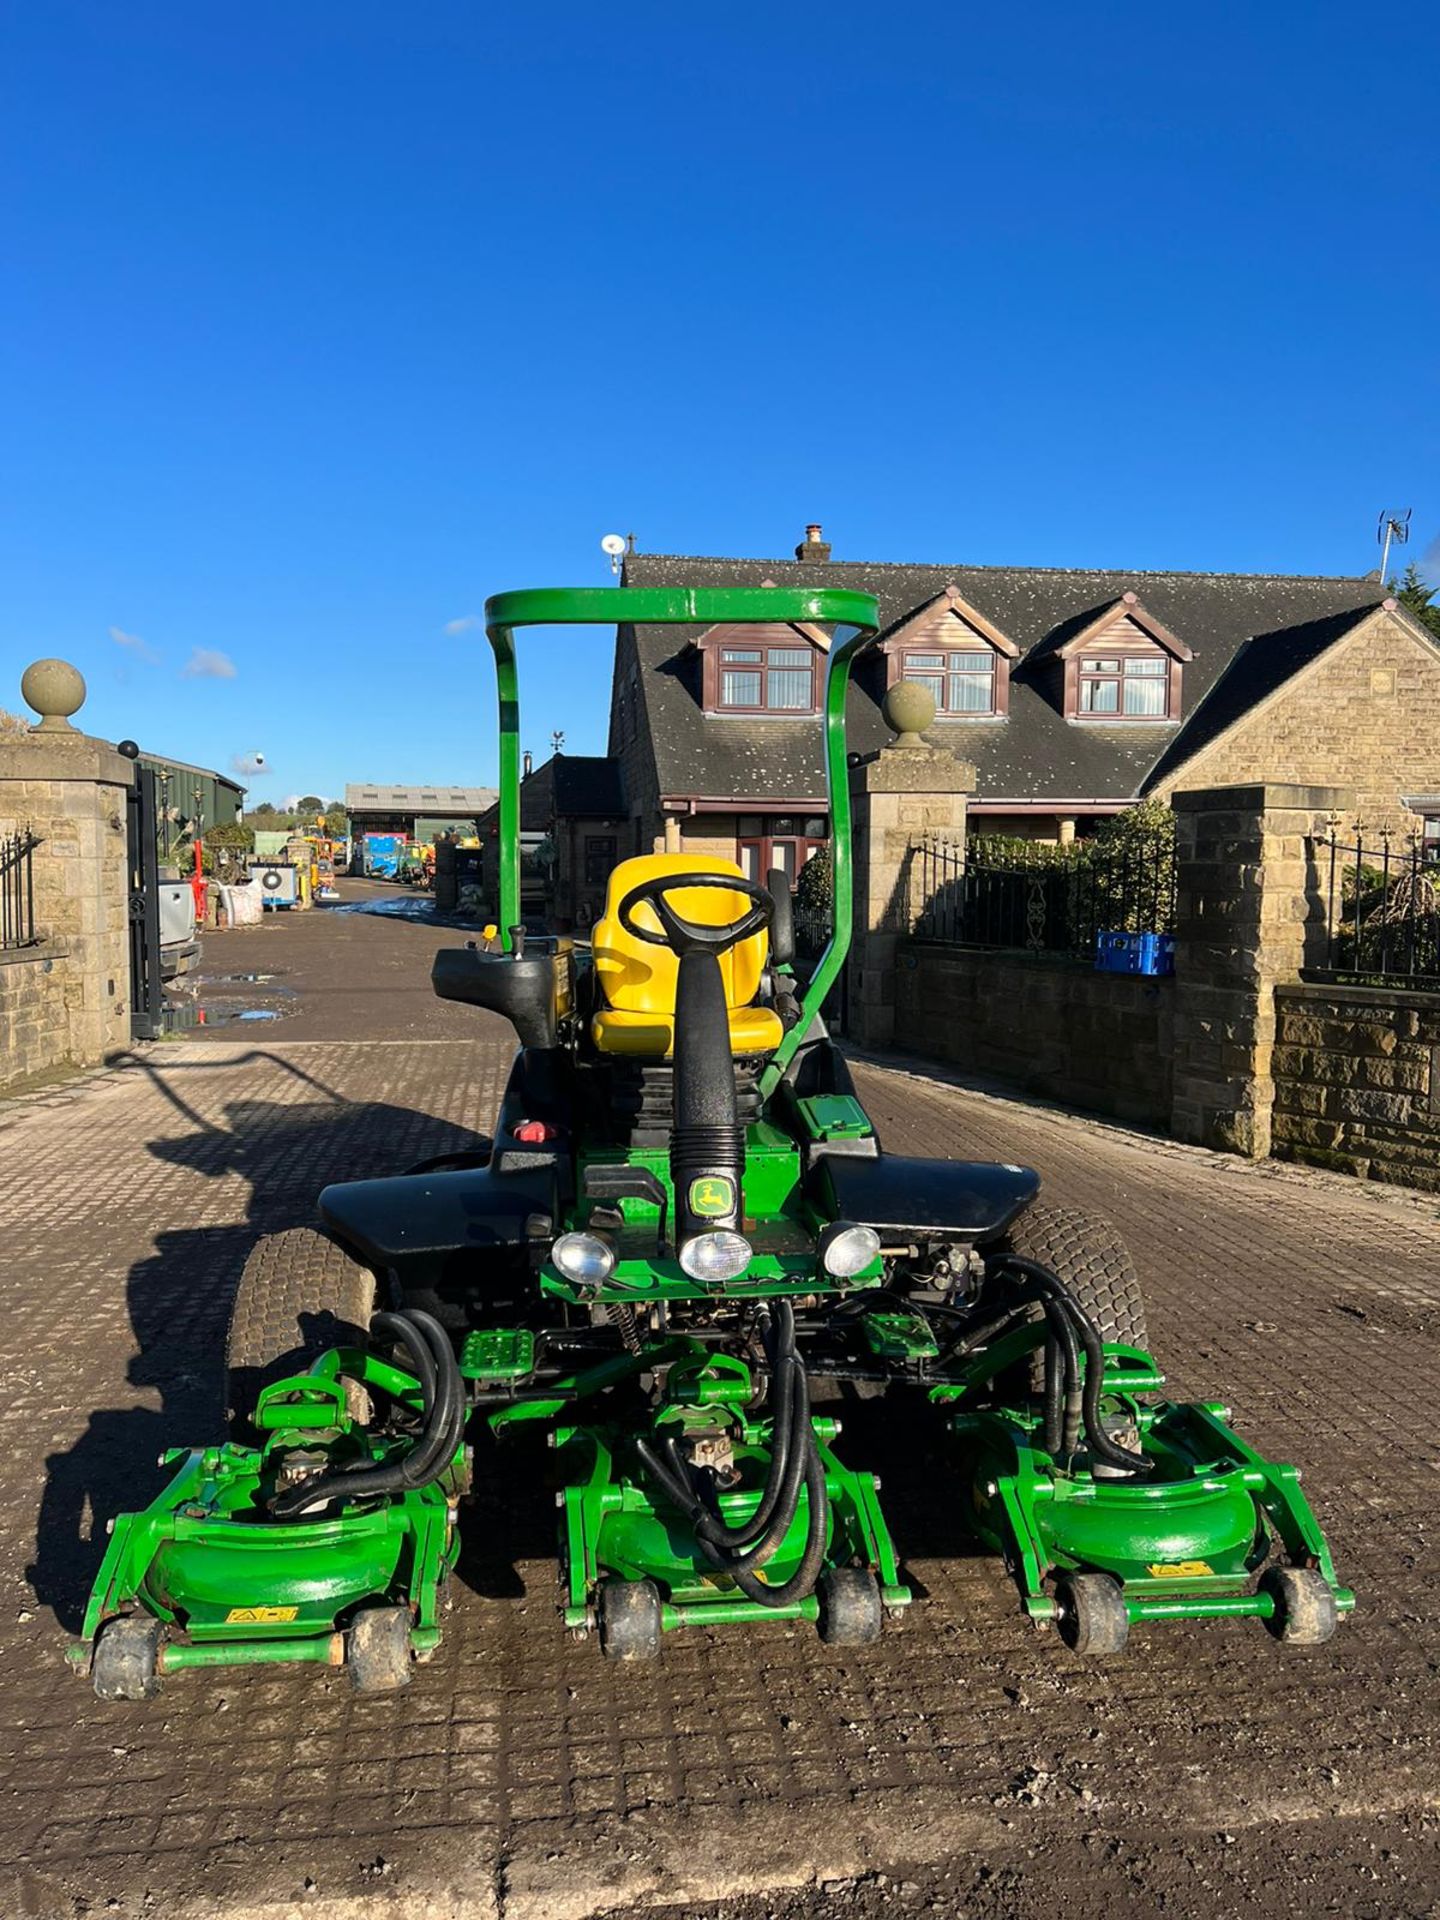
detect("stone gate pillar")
(846, 685), (974, 1049)
(0, 661), (133, 1086)
(1169, 781), (1351, 1156)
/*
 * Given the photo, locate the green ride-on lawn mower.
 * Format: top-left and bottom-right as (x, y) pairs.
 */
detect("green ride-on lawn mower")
(77, 586), (1352, 1698)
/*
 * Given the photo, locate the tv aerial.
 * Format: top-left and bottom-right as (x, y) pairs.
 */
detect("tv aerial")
(1378, 508), (1411, 584)
(600, 532), (634, 576)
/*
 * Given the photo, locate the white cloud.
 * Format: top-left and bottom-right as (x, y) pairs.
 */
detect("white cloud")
(444, 614), (482, 636)
(182, 647), (237, 680)
(109, 625), (160, 665)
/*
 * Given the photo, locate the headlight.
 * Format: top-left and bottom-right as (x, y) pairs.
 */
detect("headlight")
(818, 1222), (881, 1279)
(678, 1230), (752, 1284)
(551, 1231), (616, 1286)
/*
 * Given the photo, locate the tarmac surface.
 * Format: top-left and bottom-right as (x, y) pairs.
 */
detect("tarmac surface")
(2, 883), (1438, 1918)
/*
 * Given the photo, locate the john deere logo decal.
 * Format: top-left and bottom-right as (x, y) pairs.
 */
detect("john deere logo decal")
(225, 1605), (299, 1624)
(1145, 1561), (1214, 1579)
(689, 1176), (734, 1218)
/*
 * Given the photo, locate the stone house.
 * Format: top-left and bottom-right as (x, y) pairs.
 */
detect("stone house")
(606, 531), (1440, 876)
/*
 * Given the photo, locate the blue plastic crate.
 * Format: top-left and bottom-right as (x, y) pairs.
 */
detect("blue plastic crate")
(1094, 930), (1174, 976)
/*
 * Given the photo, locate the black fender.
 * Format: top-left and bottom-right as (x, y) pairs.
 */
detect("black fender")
(317, 1164), (555, 1271)
(809, 1153), (1039, 1245)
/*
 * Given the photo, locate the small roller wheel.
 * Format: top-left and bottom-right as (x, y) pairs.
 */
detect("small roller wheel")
(92, 1615), (164, 1701)
(817, 1567), (883, 1646)
(348, 1605), (413, 1693)
(1055, 1571), (1130, 1654)
(597, 1577), (662, 1662)
(1260, 1566), (1338, 1646)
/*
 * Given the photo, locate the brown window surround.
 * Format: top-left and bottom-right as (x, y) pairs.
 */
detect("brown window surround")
(694, 622), (829, 716)
(888, 645), (1008, 717)
(1064, 647), (1182, 721)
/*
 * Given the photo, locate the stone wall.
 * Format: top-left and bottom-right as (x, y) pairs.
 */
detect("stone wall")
(893, 945), (1173, 1125)
(0, 945), (73, 1088)
(0, 730), (132, 1091)
(1271, 982), (1440, 1190)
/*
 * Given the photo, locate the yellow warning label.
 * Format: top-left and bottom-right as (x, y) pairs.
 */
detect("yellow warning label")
(225, 1604), (300, 1624)
(1145, 1561), (1214, 1579)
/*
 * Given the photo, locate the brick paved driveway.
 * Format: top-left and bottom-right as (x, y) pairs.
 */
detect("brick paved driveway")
(2, 911), (1438, 1917)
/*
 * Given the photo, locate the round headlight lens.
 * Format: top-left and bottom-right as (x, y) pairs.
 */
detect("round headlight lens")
(678, 1230), (753, 1284)
(819, 1222), (882, 1279)
(551, 1231), (616, 1286)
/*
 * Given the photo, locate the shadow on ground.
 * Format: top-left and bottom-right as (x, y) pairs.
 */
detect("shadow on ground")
(30, 1049), (487, 1631)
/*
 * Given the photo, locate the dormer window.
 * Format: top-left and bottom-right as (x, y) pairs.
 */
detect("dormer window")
(879, 585), (1017, 719)
(1050, 591), (1193, 723)
(1078, 653), (1170, 717)
(719, 642), (816, 712)
(695, 620), (828, 716)
(899, 647), (997, 715)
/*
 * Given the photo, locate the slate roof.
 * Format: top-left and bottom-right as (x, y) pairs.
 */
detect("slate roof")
(620, 554), (1385, 806)
(474, 756), (625, 841)
(345, 783), (498, 814)
(552, 756), (626, 816)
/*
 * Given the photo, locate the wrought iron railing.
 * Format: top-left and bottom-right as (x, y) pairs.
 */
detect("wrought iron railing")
(1309, 829), (1440, 988)
(1, 828), (40, 951)
(793, 897), (832, 962)
(911, 833), (1176, 958)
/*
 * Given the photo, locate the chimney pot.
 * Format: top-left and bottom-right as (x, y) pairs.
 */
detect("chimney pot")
(795, 523), (832, 563)
(522, 750), (533, 777)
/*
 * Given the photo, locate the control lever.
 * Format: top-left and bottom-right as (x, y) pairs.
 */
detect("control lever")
(583, 1164), (670, 1256)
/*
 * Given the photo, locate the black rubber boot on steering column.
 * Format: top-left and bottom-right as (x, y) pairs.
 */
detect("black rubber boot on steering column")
(670, 947), (744, 1241)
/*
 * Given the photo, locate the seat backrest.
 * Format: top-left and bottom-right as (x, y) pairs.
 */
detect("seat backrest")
(592, 854), (769, 1015)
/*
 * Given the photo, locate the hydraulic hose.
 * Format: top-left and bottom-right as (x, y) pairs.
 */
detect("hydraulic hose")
(269, 1307), (466, 1517)
(1040, 1295), (1083, 1456)
(704, 1303), (798, 1551)
(633, 1303), (829, 1607)
(997, 1256), (1152, 1476)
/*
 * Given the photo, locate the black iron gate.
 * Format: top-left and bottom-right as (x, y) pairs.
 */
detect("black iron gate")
(125, 761), (165, 1039)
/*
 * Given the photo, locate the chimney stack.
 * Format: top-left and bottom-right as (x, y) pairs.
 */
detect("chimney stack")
(795, 523), (831, 563)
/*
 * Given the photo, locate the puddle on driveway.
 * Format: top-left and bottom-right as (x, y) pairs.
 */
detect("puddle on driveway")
(164, 971), (299, 1032)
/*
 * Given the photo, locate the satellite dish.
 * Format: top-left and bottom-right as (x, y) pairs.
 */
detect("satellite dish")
(600, 534), (627, 557)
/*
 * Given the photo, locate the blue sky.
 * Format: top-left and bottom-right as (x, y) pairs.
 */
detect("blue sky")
(3, 1), (1437, 806)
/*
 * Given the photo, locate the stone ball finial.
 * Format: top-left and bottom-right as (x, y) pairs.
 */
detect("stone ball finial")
(21, 657), (86, 732)
(882, 679), (936, 749)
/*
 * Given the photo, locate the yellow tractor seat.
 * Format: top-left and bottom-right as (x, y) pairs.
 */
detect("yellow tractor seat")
(590, 853), (785, 1059)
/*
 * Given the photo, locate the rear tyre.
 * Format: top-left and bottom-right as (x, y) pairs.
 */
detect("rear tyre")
(92, 1615), (164, 1701)
(817, 1567), (883, 1646)
(998, 1206), (1149, 1391)
(598, 1577), (663, 1661)
(1260, 1566), (1338, 1646)
(349, 1605), (413, 1692)
(1054, 1570), (1130, 1654)
(225, 1227), (376, 1437)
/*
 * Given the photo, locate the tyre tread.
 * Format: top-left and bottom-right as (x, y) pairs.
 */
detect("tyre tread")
(225, 1227), (376, 1433)
(1003, 1204), (1149, 1352)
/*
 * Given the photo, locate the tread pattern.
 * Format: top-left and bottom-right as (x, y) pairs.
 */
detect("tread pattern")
(225, 1227), (376, 1434)
(1000, 1205), (1148, 1386)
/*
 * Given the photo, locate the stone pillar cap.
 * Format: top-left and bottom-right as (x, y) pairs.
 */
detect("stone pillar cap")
(21, 658), (87, 732)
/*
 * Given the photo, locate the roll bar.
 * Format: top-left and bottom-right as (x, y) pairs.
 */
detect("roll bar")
(481, 585), (882, 1088)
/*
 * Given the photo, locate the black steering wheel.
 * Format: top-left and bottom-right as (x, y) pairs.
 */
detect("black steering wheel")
(617, 872), (774, 956)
